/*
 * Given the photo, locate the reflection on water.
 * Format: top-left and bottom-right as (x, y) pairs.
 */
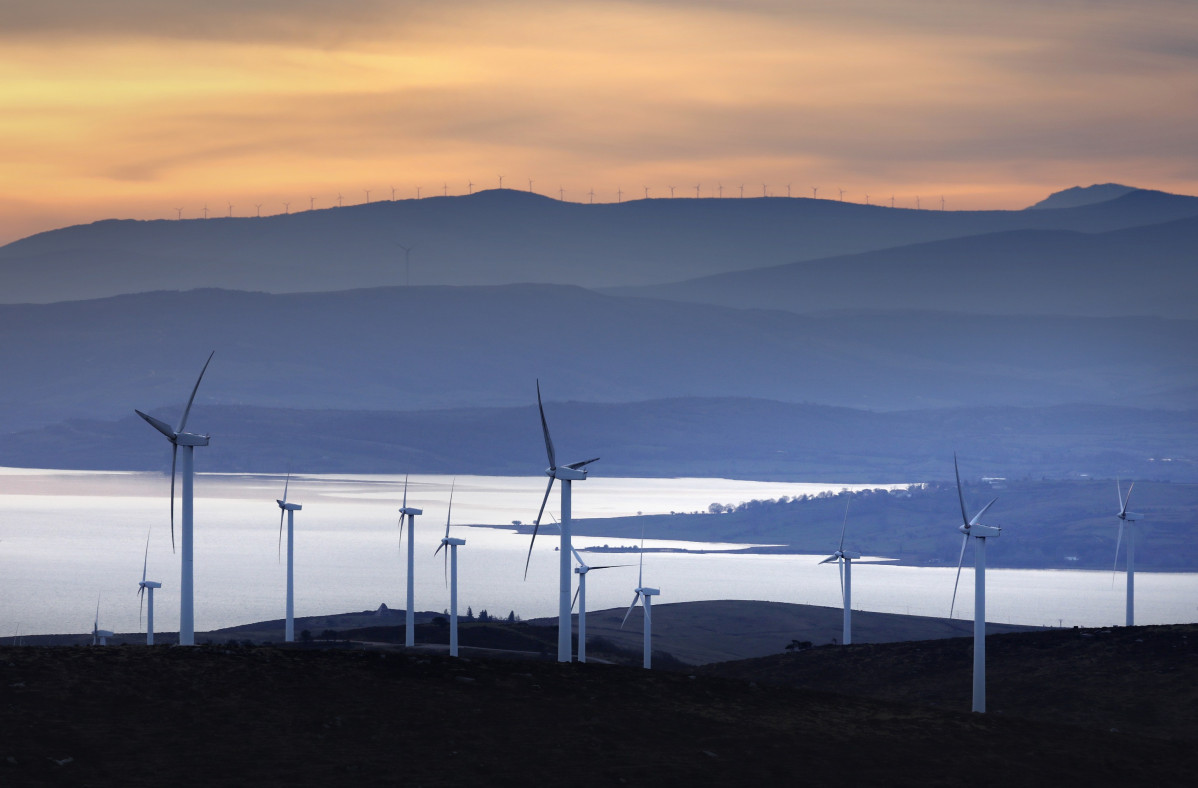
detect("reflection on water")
(1, 468), (1195, 636)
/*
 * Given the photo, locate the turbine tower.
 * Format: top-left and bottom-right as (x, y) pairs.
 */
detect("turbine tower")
(137, 530), (162, 645)
(92, 596), (113, 646)
(1113, 480), (1142, 626)
(524, 380), (599, 663)
(135, 351), (214, 646)
(433, 481), (466, 657)
(275, 473), (303, 643)
(949, 453), (1001, 713)
(398, 475), (423, 647)
(620, 528), (659, 669)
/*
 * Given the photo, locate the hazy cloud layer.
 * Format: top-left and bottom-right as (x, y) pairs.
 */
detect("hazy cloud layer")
(2, 0), (1197, 242)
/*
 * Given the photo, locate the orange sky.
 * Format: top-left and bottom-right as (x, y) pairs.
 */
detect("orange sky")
(2, 0), (1197, 244)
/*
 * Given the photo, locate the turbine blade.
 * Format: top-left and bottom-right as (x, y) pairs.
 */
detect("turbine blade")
(523, 477), (556, 580)
(564, 457), (600, 471)
(444, 479), (456, 539)
(838, 497), (851, 552)
(1116, 478), (1124, 512)
(177, 351), (214, 433)
(572, 584), (581, 612)
(621, 593), (641, 628)
(138, 585), (145, 627)
(954, 453), (970, 528)
(278, 506), (285, 562)
(443, 545), (448, 587)
(949, 533), (969, 619)
(638, 525), (646, 588)
(135, 410), (177, 440)
(839, 558), (845, 608)
(281, 472), (290, 507)
(969, 497), (998, 527)
(536, 379), (556, 470)
(1113, 520), (1124, 578)
(398, 514), (405, 553)
(169, 444), (178, 553)
(141, 529), (150, 585)
(1122, 481), (1135, 516)
(570, 545), (587, 569)
(818, 555), (839, 565)
(402, 474), (409, 510)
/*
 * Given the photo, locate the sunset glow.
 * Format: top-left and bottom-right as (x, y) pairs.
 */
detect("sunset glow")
(2, 0), (1196, 243)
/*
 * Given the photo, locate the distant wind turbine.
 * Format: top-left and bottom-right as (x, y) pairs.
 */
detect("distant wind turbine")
(812, 186), (818, 198)
(135, 351), (214, 646)
(391, 185), (396, 201)
(694, 184), (700, 198)
(468, 180), (474, 194)
(1113, 480), (1143, 626)
(588, 188), (595, 204)
(668, 185), (676, 198)
(255, 203), (262, 217)
(498, 175), (504, 189)
(717, 183), (723, 198)
(949, 453), (1001, 713)
(941, 195), (946, 210)
(818, 498), (894, 645)
(568, 537), (630, 664)
(617, 187), (623, 203)
(398, 475), (423, 647)
(525, 380), (599, 663)
(620, 526), (659, 669)
(275, 473), (303, 643)
(137, 530), (161, 645)
(916, 196), (921, 209)
(528, 178), (534, 193)
(396, 242), (413, 287)
(92, 595), (113, 646)
(364, 189), (371, 204)
(865, 194), (870, 206)
(175, 207), (183, 220)
(838, 188), (845, 201)
(644, 186), (650, 199)
(739, 184), (745, 198)
(763, 184), (768, 197)
(202, 204), (208, 219)
(443, 183), (448, 197)
(309, 196), (315, 210)
(283, 202), (290, 214)
(227, 203), (233, 218)
(786, 184), (791, 198)
(337, 193), (343, 207)
(433, 480), (466, 657)
(559, 186), (565, 201)
(416, 186), (422, 199)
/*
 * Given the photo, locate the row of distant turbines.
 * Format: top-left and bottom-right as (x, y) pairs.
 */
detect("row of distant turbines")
(169, 182), (949, 219)
(127, 353), (1147, 714)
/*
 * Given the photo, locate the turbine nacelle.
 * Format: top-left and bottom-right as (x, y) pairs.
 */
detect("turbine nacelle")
(175, 432), (210, 447)
(548, 464), (590, 481)
(277, 501), (303, 511)
(139, 581), (162, 589)
(399, 506), (423, 516)
(960, 523), (1001, 538)
(442, 537), (466, 547)
(638, 586), (660, 596)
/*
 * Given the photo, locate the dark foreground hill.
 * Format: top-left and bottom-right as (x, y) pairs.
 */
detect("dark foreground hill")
(1, 623), (1195, 786)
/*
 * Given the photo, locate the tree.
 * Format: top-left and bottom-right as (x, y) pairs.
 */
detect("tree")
(466, 606), (474, 620)
(506, 610), (516, 623)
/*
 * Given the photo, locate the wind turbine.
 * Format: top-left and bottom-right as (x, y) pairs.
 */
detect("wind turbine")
(554, 516), (630, 664)
(433, 481), (466, 657)
(137, 530), (162, 645)
(949, 453), (1000, 713)
(524, 380), (599, 663)
(620, 527), (659, 669)
(1113, 480), (1143, 626)
(275, 473), (303, 643)
(819, 498), (861, 645)
(92, 596), (113, 646)
(398, 475), (423, 647)
(135, 351), (214, 646)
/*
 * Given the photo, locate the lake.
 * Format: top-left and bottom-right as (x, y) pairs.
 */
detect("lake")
(1, 468), (1195, 637)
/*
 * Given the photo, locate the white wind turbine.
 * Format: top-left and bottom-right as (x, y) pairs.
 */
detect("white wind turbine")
(275, 473), (303, 642)
(555, 516), (630, 664)
(137, 530), (162, 645)
(819, 498), (894, 645)
(433, 481), (466, 657)
(1113, 480), (1143, 626)
(92, 596), (113, 646)
(524, 380), (599, 663)
(949, 453), (1000, 713)
(397, 475), (423, 647)
(135, 351), (214, 646)
(620, 528), (660, 669)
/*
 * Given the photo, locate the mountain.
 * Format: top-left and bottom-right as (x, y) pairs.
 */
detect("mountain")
(1026, 182), (1138, 210)
(1, 285), (1195, 434)
(3, 187), (1197, 303)
(602, 214), (1198, 318)
(2, 398), (1194, 484)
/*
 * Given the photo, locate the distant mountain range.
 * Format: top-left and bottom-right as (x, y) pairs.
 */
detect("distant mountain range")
(1, 285), (1194, 434)
(1, 184), (1195, 487)
(2, 185), (1196, 303)
(1, 398), (1192, 483)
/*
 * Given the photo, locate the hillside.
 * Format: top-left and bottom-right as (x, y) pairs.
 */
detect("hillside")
(1, 285), (1194, 434)
(2, 187), (1197, 303)
(0, 620), (1195, 786)
(605, 213), (1198, 318)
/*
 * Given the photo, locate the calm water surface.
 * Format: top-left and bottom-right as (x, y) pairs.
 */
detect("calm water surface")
(1, 468), (1194, 637)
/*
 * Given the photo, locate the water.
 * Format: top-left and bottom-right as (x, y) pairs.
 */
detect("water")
(1, 468), (1195, 637)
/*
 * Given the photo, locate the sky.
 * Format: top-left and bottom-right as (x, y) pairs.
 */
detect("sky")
(2, 0), (1197, 245)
